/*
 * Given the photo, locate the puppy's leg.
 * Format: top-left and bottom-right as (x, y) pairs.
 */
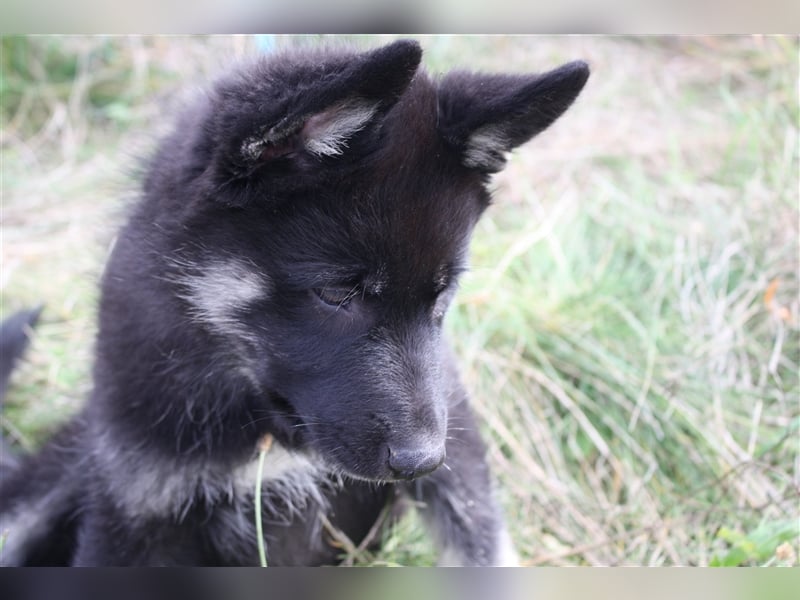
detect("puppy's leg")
(405, 398), (518, 566)
(0, 417), (84, 566)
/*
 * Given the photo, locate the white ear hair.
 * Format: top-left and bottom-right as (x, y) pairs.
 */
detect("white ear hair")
(303, 98), (379, 156)
(463, 124), (512, 171)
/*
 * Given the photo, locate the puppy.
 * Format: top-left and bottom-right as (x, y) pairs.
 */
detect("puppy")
(0, 39), (588, 566)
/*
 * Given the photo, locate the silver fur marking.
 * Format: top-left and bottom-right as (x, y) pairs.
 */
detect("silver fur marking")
(494, 526), (520, 566)
(436, 526), (519, 567)
(240, 99), (378, 161)
(178, 259), (268, 341)
(304, 99), (378, 156)
(463, 125), (511, 171)
(92, 429), (328, 522)
(0, 492), (61, 566)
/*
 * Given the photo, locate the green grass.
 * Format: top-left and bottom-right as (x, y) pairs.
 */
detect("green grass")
(1, 35), (798, 566)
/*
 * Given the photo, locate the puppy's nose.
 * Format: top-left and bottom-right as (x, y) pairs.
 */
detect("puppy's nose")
(388, 444), (445, 480)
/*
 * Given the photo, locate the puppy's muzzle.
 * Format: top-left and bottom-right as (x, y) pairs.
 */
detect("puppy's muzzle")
(388, 443), (445, 480)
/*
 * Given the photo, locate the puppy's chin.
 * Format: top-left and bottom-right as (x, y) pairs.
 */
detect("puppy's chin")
(300, 443), (384, 483)
(352, 472), (441, 484)
(335, 469), (420, 485)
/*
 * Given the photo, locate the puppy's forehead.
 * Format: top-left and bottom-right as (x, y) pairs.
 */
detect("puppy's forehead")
(365, 76), (484, 236)
(278, 171), (478, 292)
(270, 72), (487, 287)
(346, 176), (479, 288)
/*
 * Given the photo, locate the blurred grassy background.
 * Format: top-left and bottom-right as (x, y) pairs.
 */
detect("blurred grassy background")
(1, 35), (798, 566)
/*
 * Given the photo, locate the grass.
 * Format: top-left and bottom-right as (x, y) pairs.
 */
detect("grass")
(254, 435), (274, 567)
(1, 35), (798, 566)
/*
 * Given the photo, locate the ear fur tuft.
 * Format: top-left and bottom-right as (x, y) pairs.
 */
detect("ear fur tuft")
(241, 98), (381, 162)
(235, 40), (422, 166)
(438, 60), (590, 173)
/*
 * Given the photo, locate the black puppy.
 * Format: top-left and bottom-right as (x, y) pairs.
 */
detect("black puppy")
(0, 39), (588, 566)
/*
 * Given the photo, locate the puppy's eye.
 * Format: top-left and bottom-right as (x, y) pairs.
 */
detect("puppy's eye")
(313, 286), (356, 308)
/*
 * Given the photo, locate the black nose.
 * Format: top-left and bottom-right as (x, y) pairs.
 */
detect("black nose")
(388, 444), (445, 480)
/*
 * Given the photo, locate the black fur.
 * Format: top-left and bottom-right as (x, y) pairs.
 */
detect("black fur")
(0, 40), (588, 566)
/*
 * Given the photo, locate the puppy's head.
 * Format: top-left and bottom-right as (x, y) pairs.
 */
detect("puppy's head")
(156, 40), (589, 480)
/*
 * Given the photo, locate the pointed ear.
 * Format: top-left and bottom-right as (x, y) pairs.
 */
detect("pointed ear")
(438, 61), (590, 173)
(237, 39), (423, 165)
(186, 39), (422, 206)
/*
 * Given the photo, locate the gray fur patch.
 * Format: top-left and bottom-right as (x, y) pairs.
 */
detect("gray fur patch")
(494, 526), (520, 566)
(241, 135), (267, 161)
(240, 99), (378, 161)
(177, 259), (268, 342)
(92, 429), (329, 523)
(438, 525), (518, 566)
(0, 486), (73, 566)
(240, 116), (305, 161)
(303, 99), (379, 156)
(463, 125), (511, 171)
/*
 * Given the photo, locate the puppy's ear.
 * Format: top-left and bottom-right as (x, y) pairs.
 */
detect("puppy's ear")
(187, 40), (422, 206)
(438, 61), (590, 173)
(234, 39), (422, 166)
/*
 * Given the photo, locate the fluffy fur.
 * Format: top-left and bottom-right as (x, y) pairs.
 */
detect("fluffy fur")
(0, 40), (589, 566)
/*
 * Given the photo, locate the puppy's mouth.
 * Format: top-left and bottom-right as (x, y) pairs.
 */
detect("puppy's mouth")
(317, 438), (446, 484)
(263, 394), (445, 483)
